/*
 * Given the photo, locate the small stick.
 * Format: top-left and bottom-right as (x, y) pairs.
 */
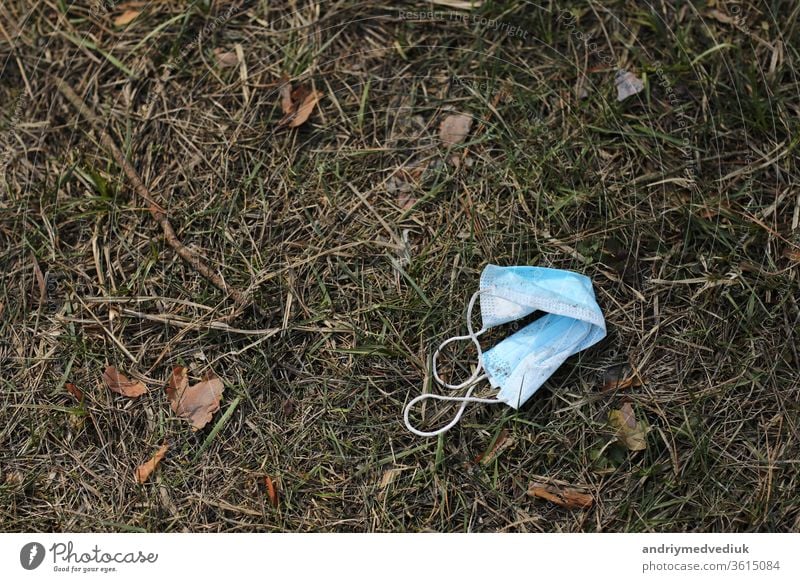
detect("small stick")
(55, 79), (250, 308)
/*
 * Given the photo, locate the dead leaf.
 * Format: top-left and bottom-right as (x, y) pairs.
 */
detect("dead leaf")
(166, 366), (225, 430)
(288, 90), (321, 128)
(276, 78), (322, 128)
(135, 443), (168, 484)
(439, 113), (473, 146)
(290, 84), (310, 107)
(783, 247), (800, 262)
(3, 470), (24, 488)
(264, 476), (278, 507)
(214, 48), (239, 67)
(615, 69), (644, 102)
(379, 468), (404, 490)
(605, 375), (642, 391)
(396, 192), (417, 211)
(387, 158), (431, 208)
(103, 366), (148, 398)
(528, 484), (593, 509)
(65, 382), (84, 402)
(601, 363), (643, 392)
(278, 75), (293, 115)
(608, 402), (649, 451)
(166, 365), (189, 400)
(114, 9), (141, 27)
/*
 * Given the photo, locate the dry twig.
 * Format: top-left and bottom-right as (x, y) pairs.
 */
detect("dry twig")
(55, 79), (251, 309)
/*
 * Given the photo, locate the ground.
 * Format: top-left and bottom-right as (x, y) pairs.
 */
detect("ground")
(1, 0), (798, 532)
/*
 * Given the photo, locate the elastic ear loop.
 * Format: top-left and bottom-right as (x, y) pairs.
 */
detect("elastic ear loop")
(404, 288), (501, 437)
(432, 289), (487, 389)
(403, 379), (501, 437)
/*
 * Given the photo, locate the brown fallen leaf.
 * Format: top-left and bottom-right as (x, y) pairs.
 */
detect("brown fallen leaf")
(166, 366), (225, 430)
(276, 78), (322, 128)
(65, 382), (84, 402)
(214, 48), (239, 68)
(290, 83), (310, 105)
(264, 476), (279, 507)
(528, 484), (593, 509)
(601, 363), (643, 392)
(103, 366), (148, 398)
(783, 247), (800, 262)
(606, 375), (642, 391)
(135, 443), (169, 484)
(608, 402), (649, 451)
(3, 470), (24, 488)
(387, 158), (431, 208)
(396, 192), (417, 211)
(439, 113), (473, 146)
(278, 75), (294, 115)
(378, 467), (404, 490)
(288, 90), (321, 128)
(166, 364), (189, 400)
(114, 9), (141, 27)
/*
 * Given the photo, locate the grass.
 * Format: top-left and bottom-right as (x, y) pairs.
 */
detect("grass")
(0, 0), (798, 532)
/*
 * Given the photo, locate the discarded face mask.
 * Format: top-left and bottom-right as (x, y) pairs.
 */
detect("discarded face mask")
(404, 265), (606, 437)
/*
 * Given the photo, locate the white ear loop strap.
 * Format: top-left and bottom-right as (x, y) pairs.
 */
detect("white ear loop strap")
(403, 376), (502, 437)
(404, 289), (501, 437)
(432, 289), (486, 389)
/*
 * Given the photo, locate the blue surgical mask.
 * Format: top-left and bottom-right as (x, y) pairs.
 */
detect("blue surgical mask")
(404, 265), (606, 437)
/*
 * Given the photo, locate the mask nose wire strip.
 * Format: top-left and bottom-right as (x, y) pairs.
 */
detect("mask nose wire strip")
(403, 376), (502, 437)
(432, 289), (488, 390)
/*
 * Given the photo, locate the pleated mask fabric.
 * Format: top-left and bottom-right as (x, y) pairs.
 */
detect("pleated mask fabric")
(404, 265), (606, 437)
